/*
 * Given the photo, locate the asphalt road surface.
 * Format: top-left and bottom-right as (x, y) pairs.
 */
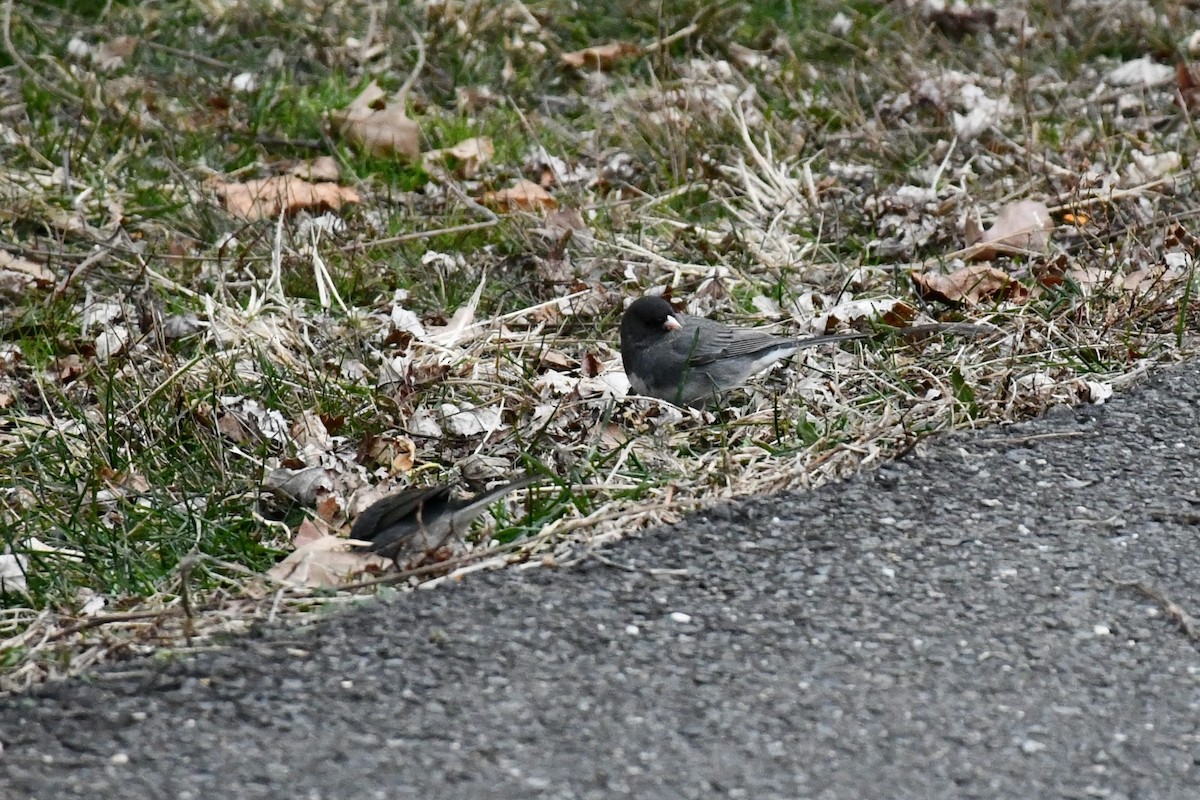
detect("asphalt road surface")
(3, 362), (1200, 799)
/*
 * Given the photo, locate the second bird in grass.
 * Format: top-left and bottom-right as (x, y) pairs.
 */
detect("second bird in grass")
(352, 476), (540, 564)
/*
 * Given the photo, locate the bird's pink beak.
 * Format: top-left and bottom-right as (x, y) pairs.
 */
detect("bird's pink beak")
(663, 315), (682, 331)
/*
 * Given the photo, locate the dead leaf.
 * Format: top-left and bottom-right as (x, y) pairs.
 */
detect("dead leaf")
(335, 80), (421, 160)
(287, 156), (341, 181)
(214, 176), (360, 221)
(481, 179), (557, 212)
(1177, 62), (1200, 111)
(582, 351), (604, 378)
(970, 200), (1053, 260)
(0, 250), (53, 297)
(267, 523), (387, 588)
(95, 35), (139, 71)
(216, 412), (251, 443)
(912, 264), (1027, 305)
(99, 466), (151, 495)
(539, 349), (578, 371)
(456, 85), (499, 112)
(0, 553), (27, 595)
(560, 41), (640, 70)
(422, 136), (494, 178)
(362, 434), (417, 474)
(57, 354), (86, 385)
(263, 465), (334, 506)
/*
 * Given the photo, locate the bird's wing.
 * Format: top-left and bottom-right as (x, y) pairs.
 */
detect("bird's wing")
(351, 484), (452, 544)
(673, 319), (791, 364)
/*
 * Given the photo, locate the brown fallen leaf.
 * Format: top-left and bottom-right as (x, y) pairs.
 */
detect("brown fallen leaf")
(560, 41), (641, 70)
(1177, 62), (1200, 111)
(422, 136), (494, 178)
(481, 179), (557, 212)
(213, 175), (360, 221)
(969, 200), (1053, 260)
(334, 79), (422, 160)
(912, 264), (1027, 305)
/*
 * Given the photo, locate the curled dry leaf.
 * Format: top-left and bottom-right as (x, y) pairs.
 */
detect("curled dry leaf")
(334, 80), (421, 160)
(422, 136), (495, 178)
(214, 176), (360, 221)
(912, 264), (1027, 305)
(560, 41), (640, 70)
(361, 433), (417, 474)
(481, 179), (558, 212)
(970, 200), (1053, 260)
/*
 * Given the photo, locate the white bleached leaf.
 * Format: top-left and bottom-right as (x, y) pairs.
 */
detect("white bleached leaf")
(1083, 380), (1113, 405)
(441, 403), (503, 437)
(230, 72), (258, 92)
(390, 306), (426, 339)
(94, 325), (131, 362)
(406, 408), (443, 438)
(1124, 151), (1181, 185)
(953, 89), (1013, 139)
(0, 553), (27, 594)
(1107, 55), (1174, 87)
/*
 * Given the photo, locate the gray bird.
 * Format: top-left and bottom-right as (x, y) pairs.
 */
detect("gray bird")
(352, 476), (539, 563)
(620, 295), (984, 407)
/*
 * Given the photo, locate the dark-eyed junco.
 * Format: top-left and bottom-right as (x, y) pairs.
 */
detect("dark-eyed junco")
(620, 295), (984, 407)
(352, 476), (539, 562)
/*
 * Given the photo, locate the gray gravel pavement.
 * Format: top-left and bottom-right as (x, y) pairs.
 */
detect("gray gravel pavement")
(3, 362), (1200, 799)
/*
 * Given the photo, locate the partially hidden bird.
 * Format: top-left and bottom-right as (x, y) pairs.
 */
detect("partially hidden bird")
(620, 295), (983, 407)
(352, 476), (539, 563)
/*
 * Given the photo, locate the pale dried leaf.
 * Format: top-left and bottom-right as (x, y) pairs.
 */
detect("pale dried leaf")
(1107, 55), (1174, 87)
(335, 80), (421, 160)
(481, 180), (558, 212)
(972, 200), (1053, 260)
(287, 156), (341, 181)
(426, 272), (486, 346)
(267, 530), (386, 588)
(441, 403), (504, 437)
(214, 176), (360, 221)
(95, 35), (139, 71)
(0, 250), (53, 296)
(560, 41), (640, 70)
(422, 136), (495, 178)
(808, 298), (916, 333)
(0, 553), (27, 595)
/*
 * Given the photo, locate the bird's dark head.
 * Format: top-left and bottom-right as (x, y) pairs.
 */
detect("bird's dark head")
(621, 296), (682, 346)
